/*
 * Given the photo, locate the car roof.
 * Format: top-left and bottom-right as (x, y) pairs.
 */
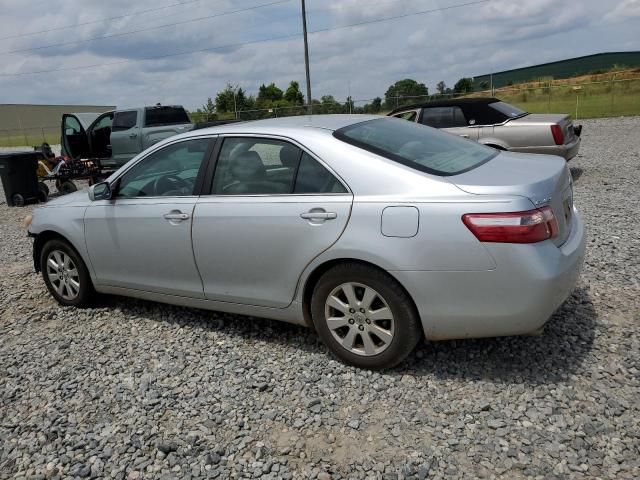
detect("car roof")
(189, 114), (381, 136)
(388, 97), (500, 115)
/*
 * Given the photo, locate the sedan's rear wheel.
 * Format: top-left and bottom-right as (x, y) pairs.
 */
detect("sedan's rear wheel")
(41, 239), (93, 307)
(311, 263), (421, 369)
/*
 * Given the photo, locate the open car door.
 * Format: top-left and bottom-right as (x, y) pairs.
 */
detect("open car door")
(61, 112), (105, 159)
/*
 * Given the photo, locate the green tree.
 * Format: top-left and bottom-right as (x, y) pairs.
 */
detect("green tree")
(257, 83), (284, 105)
(371, 97), (382, 113)
(344, 96), (355, 113)
(384, 79), (428, 109)
(319, 95), (342, 114)
(284, 81), (304, 105)
(453, 77), (474, 94)
(215, 83), (248, 115)
(436, 81), (447, 95)
(363, 97), (382, 114)
(196, 97), (217, 121)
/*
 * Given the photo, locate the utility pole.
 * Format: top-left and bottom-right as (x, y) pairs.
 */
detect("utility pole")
(301, 0), (312, 114)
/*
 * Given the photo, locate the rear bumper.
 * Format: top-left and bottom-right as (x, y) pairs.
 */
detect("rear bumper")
(511, 136), (581, 160)
(392, 208), (586, 340)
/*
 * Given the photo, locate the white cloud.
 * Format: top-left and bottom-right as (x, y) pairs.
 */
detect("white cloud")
(0, 0), (636, 109)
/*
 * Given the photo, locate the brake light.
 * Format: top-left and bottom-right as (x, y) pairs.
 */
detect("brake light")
(551, 124), (564, 145)
(462, 206), (559, 244)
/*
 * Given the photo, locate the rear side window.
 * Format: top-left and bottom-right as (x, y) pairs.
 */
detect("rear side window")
(294, 153), (347, 194)
(334, 118), (496, 176)
(112, 111), (137, 131)
(145, 106), (191, 127)
(489, 101), (527, 119)
(420, 106), (467, 128)
(212, 138), (301, 194)
(393, 111), (418, 122)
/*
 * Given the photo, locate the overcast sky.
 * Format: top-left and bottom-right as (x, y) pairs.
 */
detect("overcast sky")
(0, 0), (638, 110)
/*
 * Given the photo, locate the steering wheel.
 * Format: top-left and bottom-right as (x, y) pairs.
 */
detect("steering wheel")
(153, 174), (191, 196)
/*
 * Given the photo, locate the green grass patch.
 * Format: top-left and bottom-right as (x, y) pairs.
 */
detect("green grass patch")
(498, 79), (640, 119)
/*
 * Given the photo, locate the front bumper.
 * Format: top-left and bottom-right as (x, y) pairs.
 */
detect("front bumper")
(392, 208), (586, 340)
(511, 135), (581, 161)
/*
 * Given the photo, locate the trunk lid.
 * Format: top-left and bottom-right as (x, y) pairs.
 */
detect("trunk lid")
(510, 113), (576, 144)
(450, 151), (573, 246)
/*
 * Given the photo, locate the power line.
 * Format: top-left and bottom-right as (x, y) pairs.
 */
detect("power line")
(0, 0), (490, 77)
(0, 0), (221, 42)
(0, 0), (293, 56)
(0, 0), (415, 56)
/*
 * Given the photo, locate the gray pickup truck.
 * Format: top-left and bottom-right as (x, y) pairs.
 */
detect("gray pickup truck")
(61, 105), (194, 169)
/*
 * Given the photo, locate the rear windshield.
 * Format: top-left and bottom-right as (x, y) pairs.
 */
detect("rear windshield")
(144, 106), (190, 127)
(489, 101), (527, 119)
(334, 118), (497, 176)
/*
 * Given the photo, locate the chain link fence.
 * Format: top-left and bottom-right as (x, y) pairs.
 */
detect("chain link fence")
(3, 77), (638, 147)
(0, 125), (59, 148)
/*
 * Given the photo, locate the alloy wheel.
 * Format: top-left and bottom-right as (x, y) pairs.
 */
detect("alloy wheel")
(324, 282), (395, 356)
(46, 250), (81, 301)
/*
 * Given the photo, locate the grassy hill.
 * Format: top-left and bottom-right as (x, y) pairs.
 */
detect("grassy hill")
(488, 68), (640, 119)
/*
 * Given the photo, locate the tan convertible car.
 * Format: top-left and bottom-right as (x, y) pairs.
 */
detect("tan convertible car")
(389, 97), (582, 160)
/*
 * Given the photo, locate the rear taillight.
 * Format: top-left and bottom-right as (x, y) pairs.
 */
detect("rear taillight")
(551, 124), (564, 145)
(462, 206), (559, 244)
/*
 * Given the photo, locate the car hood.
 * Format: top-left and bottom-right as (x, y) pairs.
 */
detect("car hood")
(42, 189), (90, 208)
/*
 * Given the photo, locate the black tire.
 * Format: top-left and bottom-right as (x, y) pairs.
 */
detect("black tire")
(40, 239), (94, 307)
(11, 193), (25, 207)
(38, 181), (50, 196)
(37, 183), (48, 203)
(311, 263), (422, 370)
(60, 180), (78, 194)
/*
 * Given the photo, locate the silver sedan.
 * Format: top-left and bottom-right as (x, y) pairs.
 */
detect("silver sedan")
(26, 115), (586, 369)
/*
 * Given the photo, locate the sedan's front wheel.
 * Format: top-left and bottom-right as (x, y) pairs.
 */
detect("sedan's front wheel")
(41, 239), (94, 307)
(311, 263), (421, 369)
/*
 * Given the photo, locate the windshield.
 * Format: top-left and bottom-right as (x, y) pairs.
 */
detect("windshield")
(489, 101), (527, 119)
(333, 118), (497, 176)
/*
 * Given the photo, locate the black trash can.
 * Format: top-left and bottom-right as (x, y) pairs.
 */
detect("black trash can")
(0, 151), (41, 207)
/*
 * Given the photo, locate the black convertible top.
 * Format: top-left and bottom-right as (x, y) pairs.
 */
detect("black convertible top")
(388, 97), (500, 115)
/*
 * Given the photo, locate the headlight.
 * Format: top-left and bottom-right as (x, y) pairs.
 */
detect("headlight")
(23, 214), (33, 229)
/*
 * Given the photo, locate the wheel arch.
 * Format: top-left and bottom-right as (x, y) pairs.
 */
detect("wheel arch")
(300, 258), (422, 334)
(33, 230), (82, 272)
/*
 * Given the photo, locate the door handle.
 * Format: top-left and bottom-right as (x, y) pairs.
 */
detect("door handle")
(459, 134), (470, 138)
(300, 211), (337, 220)
(163, 212), (190, 221)
(129, 133), (138, 139)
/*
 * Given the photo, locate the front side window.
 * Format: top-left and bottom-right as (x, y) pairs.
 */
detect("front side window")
(419, 106), (467, 128)
(93, 113), (113, 130)
(334, 118), (496, 176)
(117, 138), (211, 197)
(112, 111), (137, 131)
(64, 116), (82, 134)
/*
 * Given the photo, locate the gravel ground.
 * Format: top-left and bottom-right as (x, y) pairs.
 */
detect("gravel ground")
(1, 118), (638, 479)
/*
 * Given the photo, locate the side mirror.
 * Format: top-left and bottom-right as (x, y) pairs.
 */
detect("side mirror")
(468, 119), (476, 126)
(65, 128), (75, 135)
(89, 181), (112, 201)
